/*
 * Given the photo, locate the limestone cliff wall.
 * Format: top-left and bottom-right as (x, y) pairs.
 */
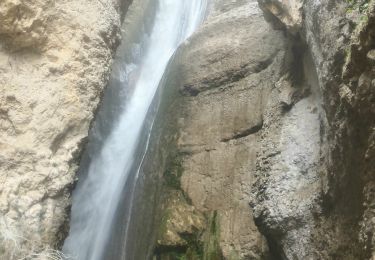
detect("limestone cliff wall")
(151, 0), (375, 259)
(0, 0), (131, 258)
(152, 0), (286, 259)
(1, 0), (373, 259)
(252, 0), (375, 258)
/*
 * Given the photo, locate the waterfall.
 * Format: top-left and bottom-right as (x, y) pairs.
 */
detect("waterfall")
(62, 0), (206, 259)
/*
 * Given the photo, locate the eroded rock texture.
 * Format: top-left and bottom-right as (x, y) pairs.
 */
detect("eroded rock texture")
(153, 0), (285, 258)
(252, 0), (375, 259)
(0, 0), (131, 258)
(176, 2), (283, 258)
(153, 0), (375, 259)
(1, 0), (373, 258)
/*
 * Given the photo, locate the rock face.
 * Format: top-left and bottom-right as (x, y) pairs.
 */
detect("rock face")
(153, 0), (286, 258)
(0, 0), (131, 258)
(152, 0), (375, 259)
(176, 2), (283, 258)
(257, 0), (303, 33)
(1, 0), (374, 259)
(252, 0), (375, 258)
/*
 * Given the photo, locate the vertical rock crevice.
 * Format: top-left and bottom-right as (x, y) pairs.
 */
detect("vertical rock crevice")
(252, 0), (375, 259)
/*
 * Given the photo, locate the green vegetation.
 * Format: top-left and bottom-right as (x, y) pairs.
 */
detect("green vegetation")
(157, 208), (171, 242)
(156, 210), (224, 260)
(360, 13), (369, 23)
(202, 211), (224, 260)
(228, 251), (241, 260)
(163, 154), (184, 190)
(181, 233), (205, 260)
(155, 227), (204, 260)
(346, 0), (370, 13)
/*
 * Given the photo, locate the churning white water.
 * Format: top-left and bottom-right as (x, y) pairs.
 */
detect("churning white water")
(62, 0), (206, 259)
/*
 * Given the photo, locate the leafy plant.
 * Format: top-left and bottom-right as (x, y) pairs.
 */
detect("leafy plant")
(163, 154), (184, 190)
(346, 0), (370, 13)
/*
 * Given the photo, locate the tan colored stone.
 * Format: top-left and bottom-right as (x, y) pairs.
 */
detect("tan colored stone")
(157, 191), (205, 248)
(257, 0), (303, 33)
(162, 0), (286, 258)
(0, 0), (130, 258)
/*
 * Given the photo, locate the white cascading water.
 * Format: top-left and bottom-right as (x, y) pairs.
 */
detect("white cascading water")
(62, 0), (206, 259)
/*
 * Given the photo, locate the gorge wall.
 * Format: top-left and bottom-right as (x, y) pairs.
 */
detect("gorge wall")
(0, 0), (374, 259)
(151, 0), (375, 259)
(0, 0), (131, 258)
(253, 0), (375, 258)
(152, 0), (283, 258)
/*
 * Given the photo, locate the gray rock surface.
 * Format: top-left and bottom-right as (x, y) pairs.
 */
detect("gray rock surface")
(252, 0), (375, 258)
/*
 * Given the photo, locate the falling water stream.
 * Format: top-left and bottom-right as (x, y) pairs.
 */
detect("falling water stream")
(63, 0), (206, 259)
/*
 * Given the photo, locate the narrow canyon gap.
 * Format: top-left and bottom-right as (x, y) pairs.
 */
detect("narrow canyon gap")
(0, 0), (373, 259)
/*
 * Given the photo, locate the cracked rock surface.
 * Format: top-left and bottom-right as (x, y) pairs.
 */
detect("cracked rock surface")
(252, 0), (375, 259)
(0, 0), (131, 258)
(154, 0), (286, 258)
(154, 0), (375, 259)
